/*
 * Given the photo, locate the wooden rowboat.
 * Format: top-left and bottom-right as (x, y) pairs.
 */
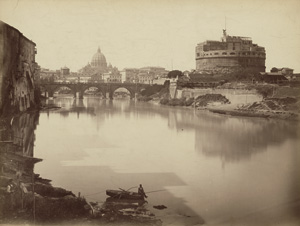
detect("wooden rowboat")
(106, 189), (144, 200)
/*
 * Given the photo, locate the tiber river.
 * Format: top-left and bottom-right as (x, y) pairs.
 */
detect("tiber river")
(31, 95), (299, 225)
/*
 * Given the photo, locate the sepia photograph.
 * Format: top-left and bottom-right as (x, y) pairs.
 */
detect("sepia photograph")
(0, 0), (299, 225)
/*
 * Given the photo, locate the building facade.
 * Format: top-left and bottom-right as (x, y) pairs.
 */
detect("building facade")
(60, 66), (70, 76)
(0, 21), (38, 115)
(121, 66), (168, 84)
(120, 68), (140, 83)
(260, 67), (294, 83)
(195, 30), (266, 74)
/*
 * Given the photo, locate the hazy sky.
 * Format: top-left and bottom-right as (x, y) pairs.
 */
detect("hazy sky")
(1, 0), (300, 72)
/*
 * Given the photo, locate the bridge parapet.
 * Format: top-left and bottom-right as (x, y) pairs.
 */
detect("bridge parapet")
(39, 82), (151, 99)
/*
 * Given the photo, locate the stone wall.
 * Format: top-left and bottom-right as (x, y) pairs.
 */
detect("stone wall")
(169, 78), (178, 98)
(196, 57), (265, 74)
(0, 21), (37, 115)
(180, 88), (262, 105)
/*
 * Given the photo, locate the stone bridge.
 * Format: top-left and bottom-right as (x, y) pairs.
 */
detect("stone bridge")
(39, 82), (151, 99)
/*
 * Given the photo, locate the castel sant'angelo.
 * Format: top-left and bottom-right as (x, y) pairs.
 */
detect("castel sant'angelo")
(195, 29), (266, 74)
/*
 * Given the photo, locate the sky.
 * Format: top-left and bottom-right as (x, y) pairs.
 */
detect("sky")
(1, 0), (300, 72)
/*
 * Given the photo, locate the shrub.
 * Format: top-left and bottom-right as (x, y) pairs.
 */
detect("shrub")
(185, 97), (195, 106)
(160, 98), (169, 105)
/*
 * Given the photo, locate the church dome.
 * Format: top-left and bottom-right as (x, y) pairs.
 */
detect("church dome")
(91, 47), (107, 69)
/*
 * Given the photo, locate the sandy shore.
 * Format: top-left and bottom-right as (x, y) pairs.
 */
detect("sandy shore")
(206, 103), (300, 121)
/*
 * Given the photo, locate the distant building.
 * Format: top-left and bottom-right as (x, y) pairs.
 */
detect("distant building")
(261, 67), (293, 75)
(137, 72), (154, 84)
(109, 73), (122, 83)
(195, 30), (266, 74)
(78, 47), (120, 82)
(60, 66), (70, 76)
(270, 67), (294, 77)
(139, 66), (168, 78)
(120, 68), (140, 83)
(260, 67), (291, 83)
(291, 73), (300, 81)
(39, 68), (59, 82)
(121, 66), (168, 84)
(0, 21), (38, 114)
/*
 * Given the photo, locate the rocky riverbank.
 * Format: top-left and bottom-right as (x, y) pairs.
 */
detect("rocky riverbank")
(139, 83), (300, 121)
(207, 88), (300, 121)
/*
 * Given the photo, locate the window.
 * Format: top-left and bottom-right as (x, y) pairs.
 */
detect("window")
(214, 52), (219, 55)
(222, 52), (227, 55)
(197, 53), (200, 57)
(230, 52), (235, 55)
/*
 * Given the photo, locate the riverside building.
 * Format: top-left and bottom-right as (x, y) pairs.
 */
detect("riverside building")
(195, 30), (266, 74)
(0, 21), (38, 114)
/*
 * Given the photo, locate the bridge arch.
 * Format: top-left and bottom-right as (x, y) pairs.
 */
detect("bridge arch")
(81, 85), (106, 98)
(51, 85), (76, 97)
(52, 85), (74, 92)
(110, 85), (135, 99)
(39, 84), (76, 98)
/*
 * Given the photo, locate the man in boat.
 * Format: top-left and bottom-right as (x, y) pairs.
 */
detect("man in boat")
(138, 184), (148, 198)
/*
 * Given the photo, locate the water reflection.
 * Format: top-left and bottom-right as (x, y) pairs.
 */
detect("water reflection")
(194, 116), (299, 163)
(158, 105), (299, 164)
(44, 97), (299, 165)
(34, 97), (300, 225)
(0, 112), (41, 180)
(0, 112), (41, 222)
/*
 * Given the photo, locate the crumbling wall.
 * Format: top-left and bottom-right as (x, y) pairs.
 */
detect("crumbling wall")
(0, 21), (37, 115)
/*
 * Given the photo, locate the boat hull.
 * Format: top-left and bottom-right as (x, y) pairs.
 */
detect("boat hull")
(106, 190), (144, 200)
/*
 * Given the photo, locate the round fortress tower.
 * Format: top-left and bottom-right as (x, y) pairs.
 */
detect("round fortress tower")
(195, 30), (266, 74)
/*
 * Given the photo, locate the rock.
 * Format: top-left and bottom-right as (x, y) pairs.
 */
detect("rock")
(153, 205), (167, 210)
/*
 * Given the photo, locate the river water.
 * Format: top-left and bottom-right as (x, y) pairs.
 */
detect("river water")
(32, 96), (299, 225)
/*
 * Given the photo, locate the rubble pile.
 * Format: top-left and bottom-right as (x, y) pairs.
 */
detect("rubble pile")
(238, 97), (299, 112)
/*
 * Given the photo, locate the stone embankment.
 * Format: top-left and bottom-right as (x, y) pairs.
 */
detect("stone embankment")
(138, 82), (300, 121)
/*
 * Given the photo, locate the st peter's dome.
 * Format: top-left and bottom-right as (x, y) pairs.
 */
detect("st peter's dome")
(91, 47), (107, 70)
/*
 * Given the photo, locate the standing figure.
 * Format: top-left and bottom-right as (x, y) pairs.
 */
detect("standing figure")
(5, 179), (15, 212)
(138, 184), (148, 198)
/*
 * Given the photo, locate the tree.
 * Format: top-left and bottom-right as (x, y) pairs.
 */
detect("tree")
(167, 70), (183, 78)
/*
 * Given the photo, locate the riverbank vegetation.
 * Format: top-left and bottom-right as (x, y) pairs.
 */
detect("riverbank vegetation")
(137, 83), (169, 101)
(160, 94), (230, 108)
